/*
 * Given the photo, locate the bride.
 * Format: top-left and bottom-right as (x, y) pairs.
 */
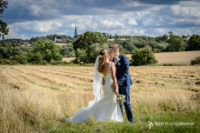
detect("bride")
(61, 49), (123, 122)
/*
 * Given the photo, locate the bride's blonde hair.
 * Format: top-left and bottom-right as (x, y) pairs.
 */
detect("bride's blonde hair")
(98, 49), (107, 73)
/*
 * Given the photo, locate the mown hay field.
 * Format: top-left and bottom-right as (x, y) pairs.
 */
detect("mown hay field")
(126, 50), (200, 65)
(0, 65), (200, 132)
(63, 51), (200, 64)
(154, 51), (200, 65)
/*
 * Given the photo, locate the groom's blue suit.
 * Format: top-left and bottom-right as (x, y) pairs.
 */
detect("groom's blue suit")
(115, 54), (133, 122)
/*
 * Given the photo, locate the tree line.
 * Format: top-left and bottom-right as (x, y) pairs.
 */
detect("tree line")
(1, 32), (200, 65)
(0, 0), (200, 65)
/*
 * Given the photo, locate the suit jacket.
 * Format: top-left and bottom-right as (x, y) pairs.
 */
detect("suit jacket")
(115, 54), (132, 88)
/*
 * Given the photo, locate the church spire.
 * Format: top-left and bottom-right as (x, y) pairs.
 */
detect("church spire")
(74, 26), (79, 38)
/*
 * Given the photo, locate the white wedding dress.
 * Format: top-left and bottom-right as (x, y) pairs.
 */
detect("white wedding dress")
(62, 62), (123, 123)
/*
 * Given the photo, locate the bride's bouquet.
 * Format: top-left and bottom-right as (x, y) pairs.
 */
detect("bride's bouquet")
(116, 94), (126, 104)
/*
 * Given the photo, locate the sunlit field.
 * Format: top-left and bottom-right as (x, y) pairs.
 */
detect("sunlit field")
(125, 50), (200, 65)
(154, 51), (200, 65)
(0, 65), (200, 132)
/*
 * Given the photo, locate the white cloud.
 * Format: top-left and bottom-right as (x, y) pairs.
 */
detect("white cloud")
(90, 22), (98, 29)
(128, 18), (138, 26)
(155, 28), (166, 34)
(101, 20), (124, 28)
(4, 0), (200, 39)
(132, 28), (145, 35)
(33, 21), (62, 33)
(171, 1), (200, 18)
(143, 18), (157, 26)
(124, 1), (145, 8)
(5, 26), (27, 39)
(71, 23), (75, 28)
(30, 5), (42, 16)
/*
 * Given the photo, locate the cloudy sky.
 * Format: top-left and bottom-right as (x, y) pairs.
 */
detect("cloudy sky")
(3, 0), (200, 39)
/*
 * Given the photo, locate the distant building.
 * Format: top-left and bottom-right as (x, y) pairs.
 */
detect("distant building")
(54, 36), (63, 43)
(183, 35), (190, 41)
(55, 43), (67, 46)
(74, 26), (79, 38)
(54, 36), (67, 46)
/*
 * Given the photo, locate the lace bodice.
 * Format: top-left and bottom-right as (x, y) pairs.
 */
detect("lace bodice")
(103, 62), (114, 96)
(104, 62), (112, 77)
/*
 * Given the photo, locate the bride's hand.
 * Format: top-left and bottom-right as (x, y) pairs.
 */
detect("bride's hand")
(102, 77), (105, 85)
(115, 89), (119, 95)
(111, 83), (115, 89)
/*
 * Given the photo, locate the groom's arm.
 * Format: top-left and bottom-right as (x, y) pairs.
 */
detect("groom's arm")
(117, 56), (129, 86)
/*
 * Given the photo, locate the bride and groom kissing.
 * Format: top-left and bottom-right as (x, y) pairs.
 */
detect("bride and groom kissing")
(62, 44), (133, 123)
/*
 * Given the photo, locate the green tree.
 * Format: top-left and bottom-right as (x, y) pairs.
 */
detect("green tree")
(60, 43), (75, 57)
(120, 39), (137, 54)
(0, 0), (9, 39)
(153, 42), (169, 52)
(27, 52), (43, 64)
(73, 31), (108, 63)
(166, 35), (185, 51)
(155, 34), (168, 42)
(33, 38), (62, 63)
(0, 46), (22, 58)
(131, 46), (157, 66)
(75, 48), (87, 63)
(191, 56), (200, 65)
(10, 53), (28, 64)
(89, 43), (109, 62)
(187, 34), (200, 50)
(0, 39), (33, 59)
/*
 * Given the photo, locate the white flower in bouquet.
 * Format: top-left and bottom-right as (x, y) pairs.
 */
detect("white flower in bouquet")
(116, 94), (126, 104)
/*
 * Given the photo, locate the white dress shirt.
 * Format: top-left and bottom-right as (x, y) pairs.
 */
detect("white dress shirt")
(114, 53), (120, 65)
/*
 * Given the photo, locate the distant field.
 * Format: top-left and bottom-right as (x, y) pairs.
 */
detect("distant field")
(154, 51), (200, 65)
(63, 51), (200, 65)
(62, 57), (75, 62)
(0, 65), (200, 132)
(126, 50), (200, 65)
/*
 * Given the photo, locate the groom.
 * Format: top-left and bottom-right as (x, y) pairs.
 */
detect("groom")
(109, 44), (133, 123)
